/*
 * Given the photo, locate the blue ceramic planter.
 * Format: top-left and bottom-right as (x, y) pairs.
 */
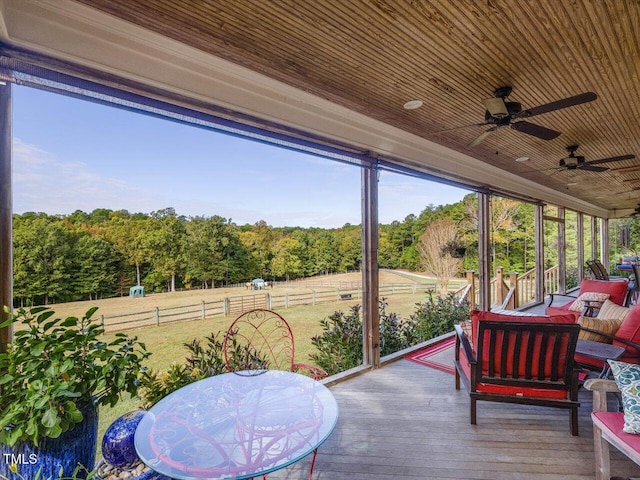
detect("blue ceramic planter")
(0, 403), (98, 480)
(99, 411), (171, 480)
(102, 410), (146, 468)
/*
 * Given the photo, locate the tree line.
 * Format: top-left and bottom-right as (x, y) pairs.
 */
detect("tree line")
(13, 195), (548, 305)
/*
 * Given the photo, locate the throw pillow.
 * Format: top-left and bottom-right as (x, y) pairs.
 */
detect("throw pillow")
(459, 320), (472, 339)
(608, 359), (640, 434)
(569, 292), (610, 312)
(596, 299), (631, 321)
(577, 316), (623, 343)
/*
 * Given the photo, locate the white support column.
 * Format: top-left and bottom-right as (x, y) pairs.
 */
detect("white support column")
(558, 207), (566, 294)
(0, 83), (12, 352)
(534, 204), (545, 303)
(600, 218), (610, 272)
(577, 213), (584, 283)
(478, 193), (491, 310)
(361, 161), (379, 368)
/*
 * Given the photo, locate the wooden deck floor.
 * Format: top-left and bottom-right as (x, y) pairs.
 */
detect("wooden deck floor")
(270, 356), (640, 480)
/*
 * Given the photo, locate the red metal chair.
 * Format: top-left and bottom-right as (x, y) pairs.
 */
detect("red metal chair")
(223, 308), (327, 380)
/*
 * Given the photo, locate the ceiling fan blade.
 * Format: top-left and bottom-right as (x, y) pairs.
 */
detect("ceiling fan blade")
(469, 127), (497, 147)
(517, 92), (597, 118)
(587, 154), (636, 166)
(483, 97), (508, 117)
(579, 165), (609, 172)
(510, 121), (561, 140)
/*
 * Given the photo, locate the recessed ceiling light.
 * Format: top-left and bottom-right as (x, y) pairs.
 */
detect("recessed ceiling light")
(567, 182), (578, 186)
(515, 156), (530, 162)
(403, 100), (423, 110)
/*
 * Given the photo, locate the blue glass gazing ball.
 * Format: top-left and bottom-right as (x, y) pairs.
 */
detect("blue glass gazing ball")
(102, 410), (146, 468)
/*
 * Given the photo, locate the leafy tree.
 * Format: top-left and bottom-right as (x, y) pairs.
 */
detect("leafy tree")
(12, 214), (74, 305)
(182, 216), (244, 287)
(270, 237), (305, 281)
(104, 212), (154, 286)
(238, 230), (270, 279)
(74, 234), (119, 300)
(335, 226), (361, 272)
(309, 231), (340, 274)
(147, 209), (186, 292)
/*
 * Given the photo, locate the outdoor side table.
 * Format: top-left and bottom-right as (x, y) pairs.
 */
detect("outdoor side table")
(134, 370), (338, 480)
(575, 339), (625, 378)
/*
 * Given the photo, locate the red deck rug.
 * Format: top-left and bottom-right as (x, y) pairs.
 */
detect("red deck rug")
(405, 336), (456, 375)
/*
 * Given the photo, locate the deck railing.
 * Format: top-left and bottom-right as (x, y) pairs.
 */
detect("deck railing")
(462, 265), (560, 309)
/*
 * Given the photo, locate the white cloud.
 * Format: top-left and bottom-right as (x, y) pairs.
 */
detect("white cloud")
(12, 138), (163, 214)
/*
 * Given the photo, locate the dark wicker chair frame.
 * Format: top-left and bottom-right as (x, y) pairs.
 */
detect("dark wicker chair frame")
(587, 259), (609, 280)
(454, 321), (581, 436)
(223, 308), (327, 380)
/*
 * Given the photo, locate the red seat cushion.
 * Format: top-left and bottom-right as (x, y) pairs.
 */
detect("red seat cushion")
(574, 353), (605, 370)
(613, 304), (640, 363)
(459, 344), (568, 399)
(592, 411), (640, 455)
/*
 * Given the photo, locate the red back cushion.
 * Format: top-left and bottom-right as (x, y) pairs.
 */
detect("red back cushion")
(470, 310), (577, 378)
(470, 310), (577, 348)
(613, 304), (640, 363)
(578, 279), (628, 306)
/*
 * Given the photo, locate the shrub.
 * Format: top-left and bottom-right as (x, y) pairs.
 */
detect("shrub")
(404, 292), (470, 342)
(139, 332), (265, 408)
(310, 306), (363, 375)
(312, 294), (470, 375)
(566, 266), (580, 290)
(139, 333), (230, 408)
(378, 300), (408, 356)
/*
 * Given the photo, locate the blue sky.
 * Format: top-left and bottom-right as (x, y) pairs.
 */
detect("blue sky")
(12, 86), (468, 227)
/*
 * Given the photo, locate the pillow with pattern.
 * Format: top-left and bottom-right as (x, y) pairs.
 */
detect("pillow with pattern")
(569, 292), (610, 312)
(608, 359), (640, 434)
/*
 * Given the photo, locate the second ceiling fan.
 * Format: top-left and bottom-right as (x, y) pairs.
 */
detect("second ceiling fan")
(449, 86), (598, 147)
(557, 145), (635, 173)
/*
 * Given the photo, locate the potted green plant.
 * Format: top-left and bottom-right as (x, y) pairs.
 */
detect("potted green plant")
(0, 306), (149, 479)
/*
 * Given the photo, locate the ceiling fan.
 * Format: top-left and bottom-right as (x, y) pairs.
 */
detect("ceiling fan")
(436, 86), (598, 147)
(557, 145), (635, 172)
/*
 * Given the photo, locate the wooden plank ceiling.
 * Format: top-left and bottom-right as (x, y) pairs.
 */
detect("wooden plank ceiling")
(75, 0), (640, 213)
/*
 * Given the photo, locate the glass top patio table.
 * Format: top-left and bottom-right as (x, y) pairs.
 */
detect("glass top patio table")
(134, 370), (339, 480)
